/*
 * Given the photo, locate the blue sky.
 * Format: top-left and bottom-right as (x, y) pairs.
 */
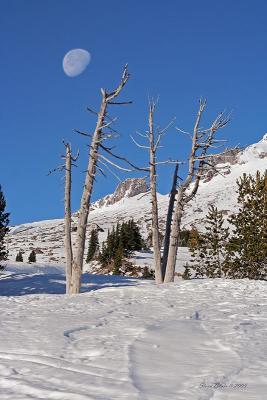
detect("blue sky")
(1, 0), (267, 225)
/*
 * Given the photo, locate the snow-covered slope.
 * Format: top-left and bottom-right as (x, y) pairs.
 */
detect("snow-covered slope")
(7, 135), (267, 264)
(0, 263), (266, 399)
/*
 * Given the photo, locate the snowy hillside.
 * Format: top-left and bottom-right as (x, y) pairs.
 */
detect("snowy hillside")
(6, 135), (267, 265)
(0, 263), (266, 399)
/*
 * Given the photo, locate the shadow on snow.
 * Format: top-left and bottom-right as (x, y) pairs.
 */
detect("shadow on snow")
(0, 272), (139, 297)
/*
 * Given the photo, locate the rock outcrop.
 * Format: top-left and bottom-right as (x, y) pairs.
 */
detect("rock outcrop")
(91, 178), (148, 209)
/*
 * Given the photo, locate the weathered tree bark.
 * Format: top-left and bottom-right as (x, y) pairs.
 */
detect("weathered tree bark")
(64, 143), (74, 294)
(161, 163), (179, 280)
(70, 66), (130, 294)
(70, 97), (107, 294)
(164, 99), (230, 283)
(164, 188), (184, 283)
(148, 102), (163, 284)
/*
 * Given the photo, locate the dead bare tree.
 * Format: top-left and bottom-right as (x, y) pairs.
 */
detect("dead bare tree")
(148, 100), (163, 283)
(70, 65), (131, 294)
(163, 99), (230, 283)
(48, 141), (79, 294)
(132, 99), (176, 283)
(63, 142), (79, 294)
(64, 143), (73, 294)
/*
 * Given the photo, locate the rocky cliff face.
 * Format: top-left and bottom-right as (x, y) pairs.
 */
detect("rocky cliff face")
(91, 178), (148, 209)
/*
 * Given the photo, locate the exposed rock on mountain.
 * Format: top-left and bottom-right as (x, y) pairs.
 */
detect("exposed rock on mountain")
(91, 178), (148, 209)
(203, 148), (241, 182)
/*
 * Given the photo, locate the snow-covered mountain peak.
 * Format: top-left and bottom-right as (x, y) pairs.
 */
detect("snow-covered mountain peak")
(238, 134), (267, 163)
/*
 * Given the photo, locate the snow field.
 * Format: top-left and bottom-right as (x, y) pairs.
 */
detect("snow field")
(0, 265), (266, 399)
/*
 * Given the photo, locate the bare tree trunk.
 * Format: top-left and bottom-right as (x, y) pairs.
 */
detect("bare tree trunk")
(71, 98), (107, 294)
(164, 188), (183, 283)
(64, 143), (73, 294)
(162, 163), (178, 280)
(148, 102), (163, 284)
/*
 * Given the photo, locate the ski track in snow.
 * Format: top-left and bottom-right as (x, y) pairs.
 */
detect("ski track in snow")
(0, 269), (267, 399)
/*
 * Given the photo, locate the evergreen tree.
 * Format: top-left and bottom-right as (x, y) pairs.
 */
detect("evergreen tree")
(99, 228), (115, 267)
(98, 220), (145, 270)
(86, 229), (99, 263)
(99, 242), (108, 266)
(189, 206), (229, 278)
(106, 227), (116, 260)
(28, 250), (36, 263)
(225, 170), (267, 279)
(188, 227), (206, 278)
(113, 247), (123, 275)
(129, 219), (144, 250)
(0, 185), (10, 264)
(119, 222), (132, 258)
(114, 223), (121, 250)
(16, 251), (23, 262)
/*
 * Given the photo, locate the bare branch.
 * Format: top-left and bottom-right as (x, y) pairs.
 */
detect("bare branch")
(136, 130), (149, 139)
(106, 64), (130, 101)
(99, 117), (117, 130)
(98, 159), (122, 182)
(99, 143), (149, 171)
(99, 133), (115, 141)
(74, 129), (92, 138)
(96, 165), (107, 178)
(192, 152), (233, 161)
(109, 101), (133, 105)
(175, 127), (193, 139)
(157, 117), (176, 136)
(202, 161), (227, 178)
(180, 98), (207, 190)
(154, 160), (180, 165)
(130, 135), (150, 149)
(184, 161), (205, 203)
(86, 106), (99, 116)
(47, 164), (65, 176)
(98, 154), (133, 172)
(71, 149), (80, 162)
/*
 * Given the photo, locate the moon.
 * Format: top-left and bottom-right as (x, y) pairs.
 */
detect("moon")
(63, 49), (91, 77)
